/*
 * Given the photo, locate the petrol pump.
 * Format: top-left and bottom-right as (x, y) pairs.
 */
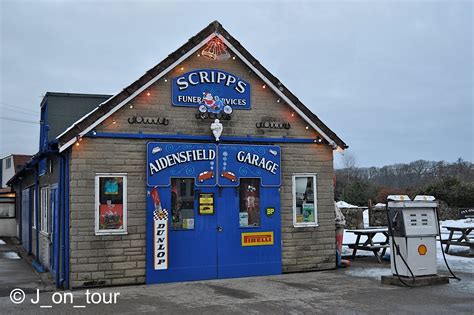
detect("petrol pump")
(386, 195), (440, 279)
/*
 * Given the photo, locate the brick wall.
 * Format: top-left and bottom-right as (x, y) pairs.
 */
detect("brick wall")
(68, 52), (337, 287)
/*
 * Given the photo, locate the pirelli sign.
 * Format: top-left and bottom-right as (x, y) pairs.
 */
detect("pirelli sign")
(241, 232), (274, 247)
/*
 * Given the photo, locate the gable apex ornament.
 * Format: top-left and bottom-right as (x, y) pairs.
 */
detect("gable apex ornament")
(201, 37), (231, 61)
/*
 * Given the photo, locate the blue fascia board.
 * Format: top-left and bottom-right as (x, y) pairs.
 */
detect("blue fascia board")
(85, 131), (320, 144)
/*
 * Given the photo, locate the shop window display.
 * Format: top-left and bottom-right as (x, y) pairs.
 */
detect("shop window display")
(95, 174), (127, 235)
(239, 178), (260, 227)
(171, 178), (195, 230)
(293, 174), (318, 226)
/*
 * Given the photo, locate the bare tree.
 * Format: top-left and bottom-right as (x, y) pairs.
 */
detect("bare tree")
(341, 151), (357, 184)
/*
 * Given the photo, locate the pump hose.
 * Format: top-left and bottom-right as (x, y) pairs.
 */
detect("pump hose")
(436, 207), (461, 281)
(386, 205), (416, 287)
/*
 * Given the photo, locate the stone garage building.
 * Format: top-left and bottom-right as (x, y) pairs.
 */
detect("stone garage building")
(9, 21), (347, 289)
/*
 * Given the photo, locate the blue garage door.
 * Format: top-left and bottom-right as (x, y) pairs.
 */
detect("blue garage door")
(146, 143), (282, 284)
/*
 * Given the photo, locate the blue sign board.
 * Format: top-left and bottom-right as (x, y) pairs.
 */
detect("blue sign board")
(217, 144), (281, 187)
(147, 142), (217, 187)
(147, 143), (281, 187)
(172, 69), (251, 111)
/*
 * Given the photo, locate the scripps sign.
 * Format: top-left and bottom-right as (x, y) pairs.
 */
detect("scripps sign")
(172, 69), (251, 110)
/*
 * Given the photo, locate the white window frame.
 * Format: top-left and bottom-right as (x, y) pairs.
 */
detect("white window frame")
(95, 173), (128, 235)
(292, 173), (318, 227)
(40, 186), (50, 234)
(5, 157), (12, 169)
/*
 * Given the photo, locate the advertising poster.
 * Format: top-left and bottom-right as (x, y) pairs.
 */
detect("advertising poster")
(98, 176), (124, 231)
(150, 187), (168, 270)
(199, 193), (214, 215)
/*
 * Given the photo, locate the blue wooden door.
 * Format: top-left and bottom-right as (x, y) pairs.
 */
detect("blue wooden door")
(217, 184), (282, 279)
(146, 184), (218, 284)
(21, 188), (31, 253)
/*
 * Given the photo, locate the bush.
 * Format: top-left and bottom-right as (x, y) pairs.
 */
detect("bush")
(419, 178), (474, 207)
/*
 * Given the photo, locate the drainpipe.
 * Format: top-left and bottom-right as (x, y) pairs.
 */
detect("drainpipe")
(64, 150), (70, 289)
(55, 155), (63, 288)
(58, 150), (70, 289)
(59, 154), (66, 288)
(33, 165), (41, 269)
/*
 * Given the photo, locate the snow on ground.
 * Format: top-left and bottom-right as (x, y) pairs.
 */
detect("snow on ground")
(440, 218), (474, 229)
(342, 219), (473, 275)
(363, 210), (369, 228)
(0, 252), (20, 259)
(0, 239), (5, 245)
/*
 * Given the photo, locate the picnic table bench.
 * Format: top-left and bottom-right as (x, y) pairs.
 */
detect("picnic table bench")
(345, 228), (389, 263)
(441, 225), (474, 255)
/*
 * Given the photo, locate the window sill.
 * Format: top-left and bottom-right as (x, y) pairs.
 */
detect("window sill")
(95, 231), (128, 236)
(39, 231), (50, 237)
(293, 224), (319, 228)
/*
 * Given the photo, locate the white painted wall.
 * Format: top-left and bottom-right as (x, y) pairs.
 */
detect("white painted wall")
(0, 218), (17, 237)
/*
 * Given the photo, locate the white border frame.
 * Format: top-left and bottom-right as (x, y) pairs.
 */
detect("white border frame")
(292, 173), (318, 227)
(95, 173), (128, 235)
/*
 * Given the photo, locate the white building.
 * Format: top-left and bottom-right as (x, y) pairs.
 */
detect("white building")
(1, 154), (31, 188)
(0, 154), (31, 237)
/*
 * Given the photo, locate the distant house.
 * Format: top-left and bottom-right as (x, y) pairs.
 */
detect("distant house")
(1, 154), (31, 188)
(0, 154), (31, 237)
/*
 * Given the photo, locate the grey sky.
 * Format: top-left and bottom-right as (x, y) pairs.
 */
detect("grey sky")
(0, 0), (472, 167)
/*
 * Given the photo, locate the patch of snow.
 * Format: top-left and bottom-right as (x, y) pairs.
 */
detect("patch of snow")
(336, 201), (359, 209)
(437, 244), (473, 274)
(345, 266), (391, 279)
(0, 239), (6, 245)
(440, 219), (474, 229)
(1, 252), (20, 259)
(363, 210), (369, 228)
(341, 221), (473, 275)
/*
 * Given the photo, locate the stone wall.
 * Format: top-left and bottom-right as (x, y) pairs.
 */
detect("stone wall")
(369, 208), (387, 227)
(340, 208), (365, 229)
(368, 204), (467, 227)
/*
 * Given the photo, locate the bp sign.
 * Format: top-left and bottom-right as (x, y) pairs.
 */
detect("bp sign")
(172, 69), (251, 112)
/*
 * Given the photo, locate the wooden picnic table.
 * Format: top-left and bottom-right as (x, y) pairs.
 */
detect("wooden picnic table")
(441, 225), (474, 255)
(346, 228), (389, 263)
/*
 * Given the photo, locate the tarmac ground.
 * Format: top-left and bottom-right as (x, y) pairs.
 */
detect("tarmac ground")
(0, 238), (472, 314)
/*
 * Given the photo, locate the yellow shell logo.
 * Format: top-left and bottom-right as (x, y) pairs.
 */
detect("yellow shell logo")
(418, 244), (428, 255)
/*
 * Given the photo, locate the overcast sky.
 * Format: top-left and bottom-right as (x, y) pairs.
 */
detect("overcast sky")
(0, 0), (472, 167)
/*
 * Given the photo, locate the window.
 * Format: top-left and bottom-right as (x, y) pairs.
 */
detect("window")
(239, 178), (260, 227)
(5, 157), (12, 169)
(40, 186), (50, 233)
(0, 203), (15, 218)
(171, 178), (195, 230)
(293, 174), (318, 227)
(95, 174), (127, 235)
(39, 159), (46, 176)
